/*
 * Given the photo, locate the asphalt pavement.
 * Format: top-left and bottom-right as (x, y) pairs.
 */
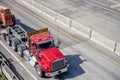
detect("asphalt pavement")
(36, 0), (120, 42)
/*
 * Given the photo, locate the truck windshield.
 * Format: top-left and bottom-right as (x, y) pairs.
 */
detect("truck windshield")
(38, 40), (55, 50)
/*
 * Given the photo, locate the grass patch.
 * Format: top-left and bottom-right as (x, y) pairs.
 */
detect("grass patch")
(0, 73), (8, 80)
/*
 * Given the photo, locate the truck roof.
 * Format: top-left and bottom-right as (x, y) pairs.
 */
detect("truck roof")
(30, 32), (52, 43)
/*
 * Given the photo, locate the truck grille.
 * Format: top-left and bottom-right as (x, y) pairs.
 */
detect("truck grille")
(51, 58), (64, 71)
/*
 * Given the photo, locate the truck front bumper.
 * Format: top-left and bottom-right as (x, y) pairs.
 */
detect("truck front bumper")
(45, 64), (69, 77)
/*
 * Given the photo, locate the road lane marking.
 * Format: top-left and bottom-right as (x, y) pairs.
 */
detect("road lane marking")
(107, 21), (116, 26)
(0, 42), (38, 80)
(11, 0), (120, 67)
(111, 4), (120, 8)
(86, 0), (120, 15)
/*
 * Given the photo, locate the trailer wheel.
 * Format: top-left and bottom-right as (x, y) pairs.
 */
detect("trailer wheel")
(35, 64), (45, 77)
(6, 36), (11, 46)
(17, 46), (23, 57)
(11, 40), (17, 52)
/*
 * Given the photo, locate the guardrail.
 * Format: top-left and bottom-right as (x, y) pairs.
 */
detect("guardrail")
(14, 0), (120, 56)
(0, 52), (19, 80)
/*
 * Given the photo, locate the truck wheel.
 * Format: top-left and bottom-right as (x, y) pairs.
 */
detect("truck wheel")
(6, 36), (11, 46)
(11, 40), (17, 52)
(17, 46), (23, 57)
(35, 64), (45, 77)
(2, 33), (8, 41)
(11, 15), (16, 26)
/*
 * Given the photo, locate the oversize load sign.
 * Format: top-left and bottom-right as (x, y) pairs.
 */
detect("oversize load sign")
(27, 28), (48, 37)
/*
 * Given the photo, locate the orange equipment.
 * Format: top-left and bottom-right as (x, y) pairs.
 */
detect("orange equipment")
(0, 6), (15, 27)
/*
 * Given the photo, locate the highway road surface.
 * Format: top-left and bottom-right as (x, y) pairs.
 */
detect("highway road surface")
(0, 0), (120, 80)
(37, 0), (120, 42)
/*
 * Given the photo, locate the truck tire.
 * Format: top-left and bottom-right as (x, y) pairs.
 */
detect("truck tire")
(11, 40), (17, 52)
(11, 15), (16, 26)
(6, 36), (11, 46)
(2, 33), (8, 41)
(17, 45), (23, 57)
(35, 64), (45, 77)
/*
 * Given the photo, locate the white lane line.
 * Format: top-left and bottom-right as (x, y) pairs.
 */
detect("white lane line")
(99, 17), (105, 21)
(0, 42), (38, 80)
(86, 0), (120, 15)
(107, 21), (116, 25)
(111, 4), (120, 8)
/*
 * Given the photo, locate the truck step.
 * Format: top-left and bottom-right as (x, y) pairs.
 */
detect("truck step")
(29, 56), (36, 67)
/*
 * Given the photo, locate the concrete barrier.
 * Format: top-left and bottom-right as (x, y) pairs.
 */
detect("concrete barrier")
(2, 65), (13, 80)
(0, 52), (19, 80)
(31, 1), (43, 13)
(43, 6), (57, 20)
(14, 0), (120, 56)
(71, 21), (91, 38)
(91, 30), (116, 52)
(20, 0), (30, 6)
(14, 0), (22, 3)
(115, 43), (120, 56)
(19, 0), (43, 15)
(23, 0), (31, 5)
(20, 0), (56, 20)
(21, 0), (43, 13)
(56, 13), (71, 28)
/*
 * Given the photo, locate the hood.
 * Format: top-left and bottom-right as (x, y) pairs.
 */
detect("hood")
(41, 47), (64, 62)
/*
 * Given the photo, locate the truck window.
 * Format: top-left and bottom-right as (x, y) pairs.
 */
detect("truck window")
(38, 40), (54, 50)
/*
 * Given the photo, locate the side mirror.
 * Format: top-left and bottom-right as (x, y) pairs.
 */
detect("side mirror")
(55, 43), (60, 48)
(55, 39), (61, 48)
(36, 53), (42, 60)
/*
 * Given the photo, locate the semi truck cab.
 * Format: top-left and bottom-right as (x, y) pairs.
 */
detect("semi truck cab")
(29, 29), (68, 77)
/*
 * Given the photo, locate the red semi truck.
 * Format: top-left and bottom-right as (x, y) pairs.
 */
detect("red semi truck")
(2, 25), (68, 77)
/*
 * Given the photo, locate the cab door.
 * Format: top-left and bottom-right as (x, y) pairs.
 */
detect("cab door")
(30, 42), (37, 56)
